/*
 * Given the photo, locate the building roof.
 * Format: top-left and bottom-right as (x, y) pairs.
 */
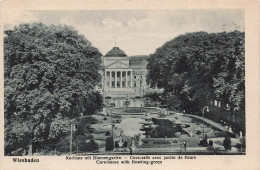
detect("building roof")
(129, 55), (148, 69)
(128, 55), (149, 61)
(105, 47), (127, 57)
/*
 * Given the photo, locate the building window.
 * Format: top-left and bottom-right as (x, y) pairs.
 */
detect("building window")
(112, 72), (115, 79)
(134, 76), (136, 79)
(111, 72), (115, 88)
(122, 81), (125, 88)
(112, 82), (115, 88)
(134, 81), (137, 87)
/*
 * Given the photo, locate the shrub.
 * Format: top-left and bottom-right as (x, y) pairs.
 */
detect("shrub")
(105, 131), (110, 136)
(144, 92), (160, 101)
(204, 134), (208, 142)
(56, 134), (98, 153)
(93, 129), (105, 134)
(79, 116), (98, 125)
(239, 137), (245, 148)
(123, 141), (128, 147)
(198, 134), (209, 147)
(150, 124), (183, 138)
(196, 130), (201, 134)
(199, 139), (208, 147)
(234, 138), (245, 151)
(143, 141), (149, 144)
(105, 137), (114, 151)
(223, 137), (232, 150)
(73, 134), (98, 152)
(88, 128), (94, 133)
(214, 131), (235, 138)
(209, 140), (213, 147)
(56, 137), (70, 152)
(115, 142), (119, 148)
(85, 139), (99, 152)
(103, 117), (107, 120)
(75, 116), (98, 135)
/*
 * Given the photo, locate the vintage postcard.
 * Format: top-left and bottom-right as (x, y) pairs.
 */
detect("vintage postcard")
(0, 0), (259, 169)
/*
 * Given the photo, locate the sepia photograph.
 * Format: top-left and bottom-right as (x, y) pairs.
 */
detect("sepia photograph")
(2, 0), (260, 169)
(3, 9), (246, 157)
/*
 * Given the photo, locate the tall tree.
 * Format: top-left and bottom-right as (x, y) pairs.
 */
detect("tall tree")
(147, 31), (245, 115)
(4, 23), (102, 155)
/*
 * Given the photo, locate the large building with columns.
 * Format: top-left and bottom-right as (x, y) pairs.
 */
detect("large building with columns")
(102, 46), (148, 98)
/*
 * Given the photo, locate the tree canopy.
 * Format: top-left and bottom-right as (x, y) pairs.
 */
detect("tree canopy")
(147, 31), (245, 114)
(4, 23), (103, 155)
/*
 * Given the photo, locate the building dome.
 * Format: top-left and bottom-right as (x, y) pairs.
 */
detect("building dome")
(105, 47), (127, 57)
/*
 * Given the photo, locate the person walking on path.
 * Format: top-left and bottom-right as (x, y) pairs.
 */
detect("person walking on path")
(184, 142), (186, 151)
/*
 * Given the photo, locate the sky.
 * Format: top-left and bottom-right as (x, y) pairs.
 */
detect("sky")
(4, 10), (244, 56)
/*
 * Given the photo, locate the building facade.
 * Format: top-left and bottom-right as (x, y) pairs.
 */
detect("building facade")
(102, 46), (148, 98)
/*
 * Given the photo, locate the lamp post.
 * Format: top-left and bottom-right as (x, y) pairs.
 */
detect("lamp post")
(202, 106), (209, 140)
(140, 77), (143, 96)
(111, 118), (115, 149)
(69, 124), (75, 155)
(106, 99), (109, 115)
(139, 77), (144, 112)
(103, 69), (106, 106)
(164, 94), (170, 115)
(105, 96), (111, 115)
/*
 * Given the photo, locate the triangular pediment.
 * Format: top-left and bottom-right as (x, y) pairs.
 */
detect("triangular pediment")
(106, 61), (131, 69)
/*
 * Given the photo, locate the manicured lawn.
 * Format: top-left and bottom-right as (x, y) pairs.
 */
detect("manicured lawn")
(83, 108), (242, 153)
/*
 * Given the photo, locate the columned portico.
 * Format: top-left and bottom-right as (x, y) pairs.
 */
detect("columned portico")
(120, 71), (123, 88)
(109, 71), (112, 87)
(103, 46), (148, 97)
(105, 69), (133, 89)
(130, 71), (132, 88)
